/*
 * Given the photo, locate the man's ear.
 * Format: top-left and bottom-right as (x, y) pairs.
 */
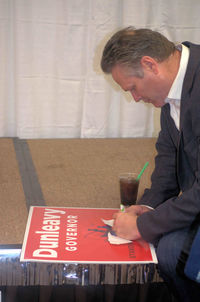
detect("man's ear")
(140, 56), (159, 74)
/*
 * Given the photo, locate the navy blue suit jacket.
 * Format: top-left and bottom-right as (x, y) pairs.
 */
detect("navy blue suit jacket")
(137, 42), (200, 244)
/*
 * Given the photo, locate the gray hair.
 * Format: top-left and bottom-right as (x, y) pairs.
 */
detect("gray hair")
(101, 27), (176, 76)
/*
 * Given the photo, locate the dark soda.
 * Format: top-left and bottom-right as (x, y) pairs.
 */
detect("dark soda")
(120, 177), (139, 206)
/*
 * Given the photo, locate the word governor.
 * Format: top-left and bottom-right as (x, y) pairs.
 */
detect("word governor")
(32, 209), (78, 258)
(65, 215), (78, 252)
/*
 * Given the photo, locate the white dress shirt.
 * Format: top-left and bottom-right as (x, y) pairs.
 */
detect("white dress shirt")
(165, 44), (190, 130)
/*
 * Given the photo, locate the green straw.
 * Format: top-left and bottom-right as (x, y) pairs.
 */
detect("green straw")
(136, 161), (149, 181)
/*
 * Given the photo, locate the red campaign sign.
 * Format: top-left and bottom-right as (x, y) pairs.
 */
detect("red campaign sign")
(20, 206), (157, 264)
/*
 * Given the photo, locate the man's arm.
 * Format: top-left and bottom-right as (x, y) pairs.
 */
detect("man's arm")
(113, 105), (180, 242)
(137, 104), (200, 243)
(138, 105), (180, 209)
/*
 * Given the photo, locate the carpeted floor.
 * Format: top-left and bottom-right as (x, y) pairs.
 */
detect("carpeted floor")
(0, 137), (157, 245)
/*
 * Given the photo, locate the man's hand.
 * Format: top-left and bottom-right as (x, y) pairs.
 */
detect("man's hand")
(112, 205), (152, 240)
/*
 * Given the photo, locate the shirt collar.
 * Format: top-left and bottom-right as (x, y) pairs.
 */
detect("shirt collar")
(165, 44), (190, 103)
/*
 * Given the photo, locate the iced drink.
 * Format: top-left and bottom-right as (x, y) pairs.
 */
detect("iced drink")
(119, 173), (139, 206)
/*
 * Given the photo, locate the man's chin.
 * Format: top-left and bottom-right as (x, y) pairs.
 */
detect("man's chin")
(154, 103), (164, 108)
(151, 100), (166, 108)
(142, 99), (165, 107)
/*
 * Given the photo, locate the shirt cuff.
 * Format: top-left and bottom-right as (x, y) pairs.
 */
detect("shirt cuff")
(140, 204), (154, 210)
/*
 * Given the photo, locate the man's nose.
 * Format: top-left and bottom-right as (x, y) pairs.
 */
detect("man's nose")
(130, 91), (142, 102)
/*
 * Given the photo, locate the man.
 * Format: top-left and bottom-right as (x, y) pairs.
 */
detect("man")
(101, 27), (200, 301)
